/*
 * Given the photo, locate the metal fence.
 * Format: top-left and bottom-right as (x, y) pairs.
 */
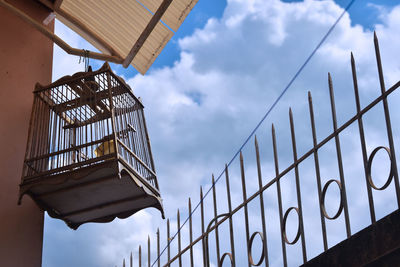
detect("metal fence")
(116, 33), (400, 267)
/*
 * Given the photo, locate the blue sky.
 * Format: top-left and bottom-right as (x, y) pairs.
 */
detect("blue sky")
(110, 0), (227, 77)
(44, 1), (400, 266)
(111, 0), (398, 76)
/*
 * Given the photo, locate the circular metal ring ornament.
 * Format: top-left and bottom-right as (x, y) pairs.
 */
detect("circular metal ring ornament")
(248, 232), (265, 266)
(367, 146), (393, 191)
(321, 179), (343, 220)
(282, 207), (301, 245)
(218, 252), (234, 267)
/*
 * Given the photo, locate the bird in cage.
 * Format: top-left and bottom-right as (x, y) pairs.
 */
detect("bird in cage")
(19, 62), (164, 229)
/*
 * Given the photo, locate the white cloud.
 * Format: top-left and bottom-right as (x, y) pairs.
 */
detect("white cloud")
(43, 1), (400, 267)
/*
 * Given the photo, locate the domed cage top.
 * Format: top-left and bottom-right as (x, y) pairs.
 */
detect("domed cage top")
(19, 63), (163, 229)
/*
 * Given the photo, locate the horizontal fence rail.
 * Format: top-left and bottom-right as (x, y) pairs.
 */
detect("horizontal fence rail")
(116, 33), (400, 267)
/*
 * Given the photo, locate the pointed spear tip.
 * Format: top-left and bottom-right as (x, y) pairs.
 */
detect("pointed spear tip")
(308, 90), (312, 98)
(328, 72), (333, 85)
(254, 136), (259, 149)
(373, 31), (379, 47)
(289, 108), (294, 120)
(271, 123), (275, 132)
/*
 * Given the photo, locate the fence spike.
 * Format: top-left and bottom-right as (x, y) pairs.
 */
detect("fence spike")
(271, 122), (287, 267)
(157, 228), (160, 267)
(177, 209), (182, 267)
(255, 133), (269, 267)
(328, 72), (351, 237)
(373, 31), (400, 207)
(130, 252), (133, 267)
(167, 219), (170, 265)
(289, 106), (307, 262)
(200, 185), (207, 266)
(239, 151), (251, 267)
(188, 197), (194, 267)
(139, 245), (142, 267)
(308, 90), (328, 251)
(148, 235), (151, 267)
(224, 163), (236, 265)
(212, 174), (221, 263)
(351, 52), (376, 223)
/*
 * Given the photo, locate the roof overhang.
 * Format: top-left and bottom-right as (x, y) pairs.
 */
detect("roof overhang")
(0, 0), (198, 74)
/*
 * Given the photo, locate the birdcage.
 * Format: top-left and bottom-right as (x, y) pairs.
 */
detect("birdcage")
(19, 62), (163, 229)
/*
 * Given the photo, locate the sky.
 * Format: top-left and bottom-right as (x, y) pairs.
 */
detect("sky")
(43, 1), (400, 266)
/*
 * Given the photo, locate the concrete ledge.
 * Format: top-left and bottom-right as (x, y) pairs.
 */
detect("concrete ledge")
(302, 209), (400, 267)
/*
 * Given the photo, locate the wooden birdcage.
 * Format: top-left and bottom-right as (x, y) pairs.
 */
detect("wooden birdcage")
(19, 62), (163, 229)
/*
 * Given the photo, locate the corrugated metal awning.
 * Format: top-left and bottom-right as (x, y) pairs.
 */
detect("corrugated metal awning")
(38, 0), (198, 74)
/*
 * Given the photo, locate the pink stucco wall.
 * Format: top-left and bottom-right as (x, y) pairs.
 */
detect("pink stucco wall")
(0, 1), (53, 266)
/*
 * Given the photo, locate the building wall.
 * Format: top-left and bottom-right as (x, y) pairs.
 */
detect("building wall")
(0, 1), (53, 266)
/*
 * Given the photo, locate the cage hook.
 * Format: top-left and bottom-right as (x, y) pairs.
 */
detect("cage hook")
(79, 49), (90, 72)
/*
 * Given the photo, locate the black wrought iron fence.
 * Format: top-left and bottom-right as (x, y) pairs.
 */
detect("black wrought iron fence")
(116, 33), (400, 267)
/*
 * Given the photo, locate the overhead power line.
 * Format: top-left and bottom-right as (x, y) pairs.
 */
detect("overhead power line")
(152, 0), (356, 265)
